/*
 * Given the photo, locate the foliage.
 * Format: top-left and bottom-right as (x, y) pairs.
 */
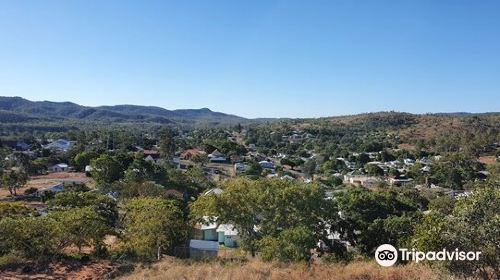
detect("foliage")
(191, 178), (338, 260)
(122, 198), (189, 261)
(411, 186), (500, 279)
(47, 191), (118, 227)
(0, 201), (37, 219)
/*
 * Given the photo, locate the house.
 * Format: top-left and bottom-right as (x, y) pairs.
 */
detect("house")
(143, 150), (161, 162)
(195, 216), (219, 241)
(216, 224), (239, 248)
(234, 163), (248, 174)
(198, 221), (218, 241)
(208, 149), (227, 163)
(189, 240), (218, 259)
(49, 163), (70, 172)
(344, 175), (381, 188)
(388, 178), (414, 187)
(421, 166), (431, 173)
(44, 139), (71, 152)
(85, 165), (93, 173)
(180, 148), (206, 160)
(15, 141), (30, 151)
(204, 188), (224, 196)
(403, 159), (415, 166)
(259, 160), (275, 170)
(37, 183), (65, 195)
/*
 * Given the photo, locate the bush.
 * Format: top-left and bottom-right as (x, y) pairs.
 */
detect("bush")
(24, 187), (38, 195)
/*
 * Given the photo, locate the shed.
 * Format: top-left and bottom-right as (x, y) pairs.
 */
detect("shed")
(189, 240), (218, 259)
(216, 224), (239, 248)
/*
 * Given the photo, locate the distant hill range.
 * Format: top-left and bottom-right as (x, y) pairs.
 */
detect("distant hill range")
(0, 96), (249, 126)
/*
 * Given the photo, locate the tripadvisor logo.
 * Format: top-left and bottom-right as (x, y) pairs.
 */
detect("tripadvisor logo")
(375, 244), (398, 267)
(375, 244), (482, 267)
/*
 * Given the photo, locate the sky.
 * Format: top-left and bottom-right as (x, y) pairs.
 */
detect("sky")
(0, 0), (499, 118)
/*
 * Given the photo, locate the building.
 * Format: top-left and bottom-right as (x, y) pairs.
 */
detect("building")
(44, 139), (71, 152)
(180, 148), (206, 160)
(344, 174), (381, 188)
(208, 149), (227, 163)
(234, 162), (248, 174)
(37, 183), (65, 195)
(259, 160), (275, 170)
(49, 163), (70, 172)
(143, 150), (161, 162)
(189, 240), (218, 259)
(216, 224), (239, 248)
(388, 178), (414, 187)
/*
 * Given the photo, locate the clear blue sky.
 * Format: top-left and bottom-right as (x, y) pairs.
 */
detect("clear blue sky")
(0, 0), (499, 118)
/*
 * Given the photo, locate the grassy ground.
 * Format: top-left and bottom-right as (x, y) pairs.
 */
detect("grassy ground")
(120, 257), (455, 280)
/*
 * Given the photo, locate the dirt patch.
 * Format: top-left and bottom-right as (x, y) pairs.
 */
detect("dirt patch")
(479, 156), (497, 165)
(0, 173), (94, 199)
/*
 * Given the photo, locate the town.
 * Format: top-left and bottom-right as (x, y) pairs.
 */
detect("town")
(1, 108), (499, 280)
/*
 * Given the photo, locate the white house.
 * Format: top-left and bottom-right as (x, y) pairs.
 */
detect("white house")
(49, 163), (70, 173)
(343, 174), (381, 188)
(208, 149), (227, 163)
(37, 183), (65, 195)
(44, 139), (71, 152)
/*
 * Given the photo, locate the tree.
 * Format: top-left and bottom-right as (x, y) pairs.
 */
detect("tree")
(0, 201), (37, 219)
(336, 187), (420, 254)
(191, 154), (209, 166)
(0, 170), (28, 196)
(73, 151), (99, 171)
(122, 198), (188, 261)
(259, 225), (317, 262)
(412, 186), (500, 279)
(191, 178), (338, 260)
(124, 156), (156, 183)
(90, 154), (124, 185)
(365, 164), (384, 176)
(159, 128), (176, 159)
(47, 191), (118, 227)
(303, 159), (317, 178)
(49, 207), (110, 255)
(0, 216), (64, 260)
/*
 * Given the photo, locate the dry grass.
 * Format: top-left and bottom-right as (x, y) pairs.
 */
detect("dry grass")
(120, 257), (455, 280)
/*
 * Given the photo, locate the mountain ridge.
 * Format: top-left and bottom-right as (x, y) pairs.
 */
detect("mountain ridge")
(0, 96), (248, 125)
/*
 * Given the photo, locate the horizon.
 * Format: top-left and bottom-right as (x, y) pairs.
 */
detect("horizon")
(2, 95), (498, 120)
(1, 1), (500, 118)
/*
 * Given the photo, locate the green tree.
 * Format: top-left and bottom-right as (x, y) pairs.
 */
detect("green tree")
(0, 170), (28, 196)
(259, 225), (317, 262)
(90, 154), (124, 185)
(122, 198), (188, 261)
(0, 216), (63, 260)
(73, 151), (99, 171)
(365, 164), (384, 176)
(49, 207), (110, 255)
(191, 178), (338, 260)
(0, 201), (37, 219)
(47, 191), (118, 227)
(412, 186), (499, 279)
(303, 159), (317, 178)
(159, 128), (176, 160)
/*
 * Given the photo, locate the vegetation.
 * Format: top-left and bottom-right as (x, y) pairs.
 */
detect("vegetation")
(0, 105), (498, 279)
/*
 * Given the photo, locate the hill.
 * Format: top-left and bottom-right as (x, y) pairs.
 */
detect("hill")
(0, 96), (248, 126)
